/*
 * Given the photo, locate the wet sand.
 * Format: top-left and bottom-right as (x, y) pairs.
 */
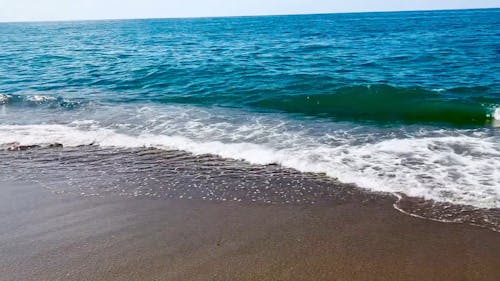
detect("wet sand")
(1, 182), (500, 281)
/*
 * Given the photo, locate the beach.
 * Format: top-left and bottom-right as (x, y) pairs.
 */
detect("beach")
(1, 147), (500, 281)
(1, 8), (499, 281)
(1, 181), (500, 281)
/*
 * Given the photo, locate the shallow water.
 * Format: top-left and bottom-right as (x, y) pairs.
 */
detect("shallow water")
(1, 146), (499, 232)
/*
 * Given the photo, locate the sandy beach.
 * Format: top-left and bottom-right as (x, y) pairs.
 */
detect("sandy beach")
(1, 180), (500, 281)
(2, 5), (499, 281)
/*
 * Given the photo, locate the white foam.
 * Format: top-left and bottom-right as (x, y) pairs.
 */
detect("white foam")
(0, 122), (498, 209)
(494, 107), (500, 121)
(26, 95), (56, 103)
(0, 94), (8, 105)
(70, 120), (97, 125)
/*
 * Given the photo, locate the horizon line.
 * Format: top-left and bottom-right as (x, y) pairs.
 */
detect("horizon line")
(0, 7), (498, 24)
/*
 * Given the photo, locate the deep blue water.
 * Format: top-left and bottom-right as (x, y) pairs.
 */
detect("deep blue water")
(0, 9), (499, 208)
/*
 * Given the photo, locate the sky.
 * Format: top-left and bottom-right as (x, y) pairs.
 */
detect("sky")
(0, 0), (499, 22)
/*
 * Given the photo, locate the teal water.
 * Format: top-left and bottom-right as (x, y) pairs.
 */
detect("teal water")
(0, 9), (499, 208)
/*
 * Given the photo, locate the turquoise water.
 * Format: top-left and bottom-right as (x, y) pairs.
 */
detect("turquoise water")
(0, 9), (499, 208)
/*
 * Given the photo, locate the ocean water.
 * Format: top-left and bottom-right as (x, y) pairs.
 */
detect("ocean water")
(0, 9), (499, 210)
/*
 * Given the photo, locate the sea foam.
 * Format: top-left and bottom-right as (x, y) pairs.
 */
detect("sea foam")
(1, 122), (498, 209)
(494, 107), (500, 120)
(0, 94), (8, 105)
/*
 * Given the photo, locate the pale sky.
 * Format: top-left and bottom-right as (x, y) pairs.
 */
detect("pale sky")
(0, 0), (499, 22)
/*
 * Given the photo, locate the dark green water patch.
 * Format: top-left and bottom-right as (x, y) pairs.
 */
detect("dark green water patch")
(248, 85), (498, 126)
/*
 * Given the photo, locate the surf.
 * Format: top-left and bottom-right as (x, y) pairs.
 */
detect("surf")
(151, 85), (499, 126)
(0, 116), (498, 209)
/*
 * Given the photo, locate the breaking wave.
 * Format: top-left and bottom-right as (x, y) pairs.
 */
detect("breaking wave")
(1, 121), (498, 209)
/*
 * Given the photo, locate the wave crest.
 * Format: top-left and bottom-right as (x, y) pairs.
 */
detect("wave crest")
(248, 85), (498, 126)
(0, 94), (81, 109)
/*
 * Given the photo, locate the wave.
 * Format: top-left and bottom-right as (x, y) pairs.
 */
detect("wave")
(0, 94), (81, 109)
(0, 122), (498, 209)
(247, 85), (499, 126)
(150, 85), (499, 126)
(2, 85), (498, 126)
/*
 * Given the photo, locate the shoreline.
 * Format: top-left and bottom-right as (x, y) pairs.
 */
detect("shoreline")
(1, 146), (499, 232)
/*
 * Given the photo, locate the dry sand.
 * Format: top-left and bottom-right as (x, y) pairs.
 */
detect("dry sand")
(1, 182), (499, 281)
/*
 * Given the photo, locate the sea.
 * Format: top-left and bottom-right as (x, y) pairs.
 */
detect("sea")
(0, 9), (499, 227)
